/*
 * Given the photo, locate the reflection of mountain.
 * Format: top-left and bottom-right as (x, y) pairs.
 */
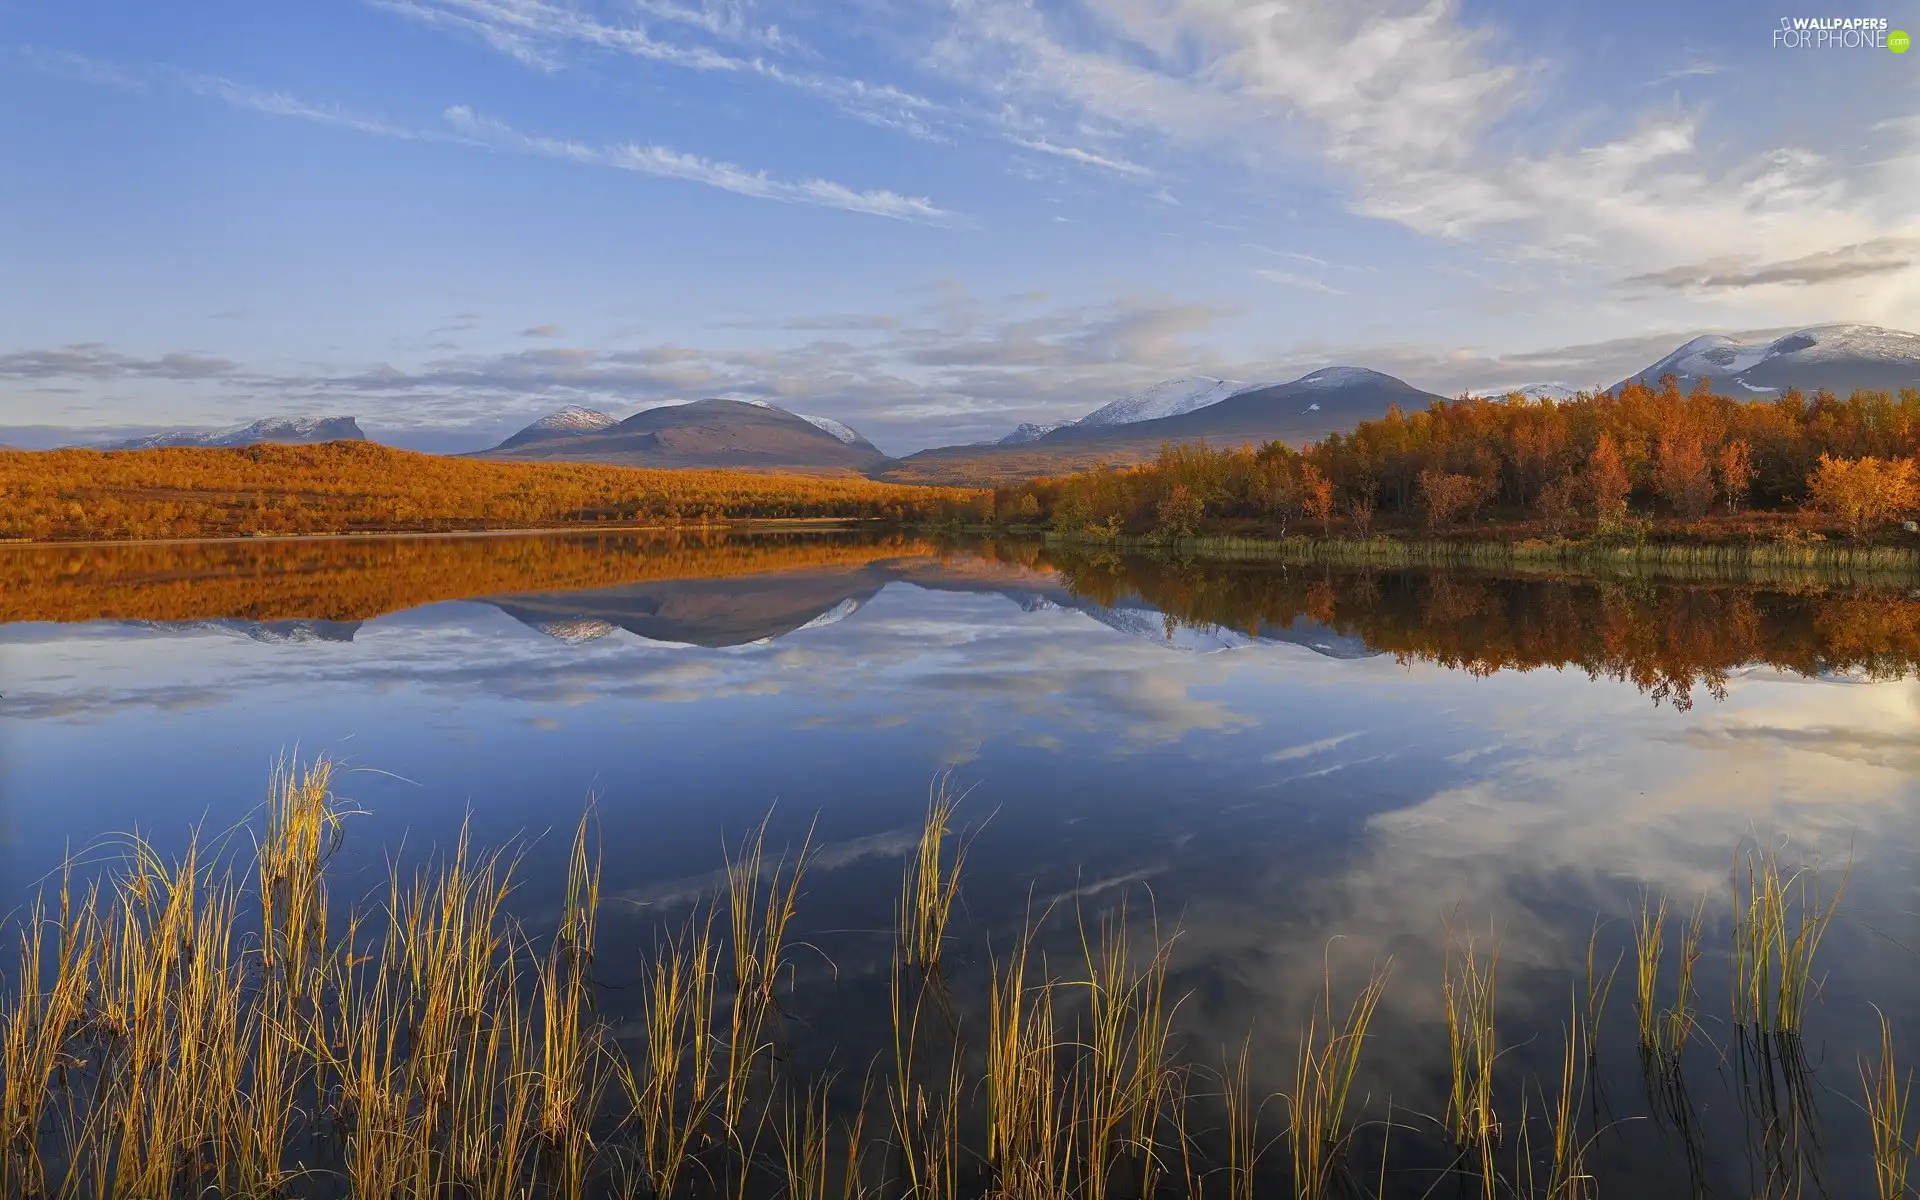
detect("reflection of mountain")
(130, 619), (363, 643)
(482, 559), (1380, 658)
(486, 567), (895, 648)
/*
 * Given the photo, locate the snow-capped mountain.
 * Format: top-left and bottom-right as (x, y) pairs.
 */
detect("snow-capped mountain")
(1074, 377), (1261, 428)
(737, 400), (880, 449)
(795, 413), (866, 446)
(531, 406), (618, 434)
(1619, 324), (1920, 396)
(480, 398), (889, 473)
(100, 416), (366, 451)
(493, 406), (621, 451)
(999, 422), (1066, 444)
(1470, 383), (1580, 403)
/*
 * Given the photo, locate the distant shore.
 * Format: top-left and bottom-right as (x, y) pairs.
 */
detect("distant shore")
(1024, 528), (1920, 582)
(0, 516), (893, 551)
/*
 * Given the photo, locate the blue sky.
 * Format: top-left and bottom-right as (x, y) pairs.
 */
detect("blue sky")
(2, 0), (1917, 453)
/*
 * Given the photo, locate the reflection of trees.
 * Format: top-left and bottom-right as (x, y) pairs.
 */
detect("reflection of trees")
(0, 533), (942, 624)
(1038, 548), (1920, 709)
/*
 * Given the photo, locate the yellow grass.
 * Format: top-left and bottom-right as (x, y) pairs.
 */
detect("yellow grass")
(0, 755), (1897, 1198)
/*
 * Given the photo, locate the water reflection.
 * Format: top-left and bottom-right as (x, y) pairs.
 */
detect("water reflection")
(2, 534), (1918, 1194)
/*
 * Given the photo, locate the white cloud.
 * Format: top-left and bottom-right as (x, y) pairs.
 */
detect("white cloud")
(442, 106), (960, 224)
(931, 0), (1920, 318)
(1012, 136), (1153, 177)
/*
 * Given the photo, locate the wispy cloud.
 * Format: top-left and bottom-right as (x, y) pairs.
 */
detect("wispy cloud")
(442, 105), (960, 224)
(43, 53), (957, 226)
(0, 345), (236, 381)
(1013, 136), (1152, 177)
(186, 74), (430, 140)
(1253, 268), (1344, 295)
(9, 45), (144, 90)
(366, 0), (946, 139)
(1620, 238), (1920, 292)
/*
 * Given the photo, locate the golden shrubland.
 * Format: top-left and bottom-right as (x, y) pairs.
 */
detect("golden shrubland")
(0, 441), (987, 542)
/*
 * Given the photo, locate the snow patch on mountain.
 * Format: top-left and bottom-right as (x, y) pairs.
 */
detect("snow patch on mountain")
(1000, 422), (1065, 444)
(736, 399), (869, 445)
(528, 405), (617, 433)
(1075, 377), (1253, 427)
(795, 413), (865, 446)
(1295, 366), (1389, 389)
(795, 598), (862, 632)
(1470, 383), (1580, 403)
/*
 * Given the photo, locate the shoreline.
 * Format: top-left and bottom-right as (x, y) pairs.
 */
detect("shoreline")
(1029, 529), (1920, 583)
(0, 516), (894, 551)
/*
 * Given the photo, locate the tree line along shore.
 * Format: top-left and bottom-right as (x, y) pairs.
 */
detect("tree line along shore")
(6, 379), (1920, 547)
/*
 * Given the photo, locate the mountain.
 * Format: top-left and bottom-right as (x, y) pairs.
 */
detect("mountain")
(1075, 377), (1258, 427)
(474, 398), (890, 475)
(999, 422), (1066, 444)
(1618, 324), (1920, 396)
(493, 405), (620, 451)
(100, 416), (366, 451)
(1470, 383), (1580, 403)
(882, 366), (1446, 484)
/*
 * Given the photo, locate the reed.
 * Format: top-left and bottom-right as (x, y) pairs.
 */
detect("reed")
(1541, 1009), (1596, 1200)
(1862, 1009), (1915, 1200)
(1220, 1039), (1263, 1200)
(724, 815), (814, 1135)
(1633, 892), (1668, 1049)
(1581, 920), (1620, 1064)
(1658, 897), (1707, 1058)
(1286, 956), (1391, 1200)
(1731, 843), (1849, 1033)
(1443, 923), (1502, 1198)
(898, 777), (969, 976)
(3, 755), (1906, 1199)
(984, 921), (1072, 1200)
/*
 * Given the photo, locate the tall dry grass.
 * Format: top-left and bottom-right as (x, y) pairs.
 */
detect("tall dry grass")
(0, 757), (1901, 1198)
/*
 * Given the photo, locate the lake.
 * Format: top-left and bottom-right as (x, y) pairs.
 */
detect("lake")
(4, 531), (1918, 1197)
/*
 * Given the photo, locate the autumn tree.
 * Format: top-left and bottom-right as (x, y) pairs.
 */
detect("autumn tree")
(1299, 460), (1335, 535)
(1535, 475), (1578, 537)
(1587, 434), (1631, 532)
(1154, 483), (1203, 537)
(1805, 453), (1920, 540)
(1653, 435), (1714, 519)
(1715, 439), (1754, 514)
(1418, 469), (1492, 531)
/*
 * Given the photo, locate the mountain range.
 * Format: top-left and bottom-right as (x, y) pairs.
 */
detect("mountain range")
(30, 322), (1919, 483)
(1616, 324), (1920, 396)
(98, 416), (366, 451)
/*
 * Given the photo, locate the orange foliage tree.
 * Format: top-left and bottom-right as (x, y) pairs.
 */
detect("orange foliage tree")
(1805, 453), (1920, 540)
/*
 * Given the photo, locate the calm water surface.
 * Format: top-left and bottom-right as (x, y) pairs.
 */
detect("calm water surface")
(4, 533), (1918, 1196)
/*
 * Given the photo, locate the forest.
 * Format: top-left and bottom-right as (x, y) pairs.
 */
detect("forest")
(0, 441), (988, 542)
(992, 379), (1920, 544)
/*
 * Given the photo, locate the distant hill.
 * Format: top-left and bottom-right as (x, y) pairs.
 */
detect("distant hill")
(884, 367), (1445, 484)
(475, 399), (891, 475)
(1618, 324), (1920, 396)
(99, 416), (366, 451)
(492, 405), (620, 451)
